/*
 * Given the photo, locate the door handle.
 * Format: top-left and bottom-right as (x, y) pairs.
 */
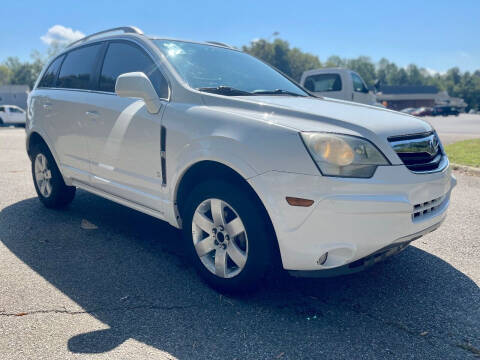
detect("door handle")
(43, 103), (52, 110)
(85, 110), (99, 119)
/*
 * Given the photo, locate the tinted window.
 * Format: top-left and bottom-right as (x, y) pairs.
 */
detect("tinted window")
(351, 73), (368, 93)
(57, 44), (101, 90)
(38, 55), (64, 88)
(0, 107), (4, 112)
(99, 42), (168, 98)
(304, 74), (342, 92)
(9, 107), (23, 113)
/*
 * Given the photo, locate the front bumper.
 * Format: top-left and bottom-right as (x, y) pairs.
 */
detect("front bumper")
(289, 220), (443, 277)
(248, 163), (456, 272)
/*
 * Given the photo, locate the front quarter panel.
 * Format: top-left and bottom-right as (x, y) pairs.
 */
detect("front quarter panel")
(163, 101), (318, 212)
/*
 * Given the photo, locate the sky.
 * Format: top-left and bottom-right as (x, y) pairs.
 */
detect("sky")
(1, 0), (478, 74)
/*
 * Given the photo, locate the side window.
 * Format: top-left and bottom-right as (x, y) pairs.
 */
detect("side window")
(0, 106), (5, 112)
(9, 107), (23, 113)
(57, 44), (102, 90)
(99, 42), (169, 98)
(304, 74), (342, 92)
(351, 73), (368, 93)
(38, 55), (64, 88)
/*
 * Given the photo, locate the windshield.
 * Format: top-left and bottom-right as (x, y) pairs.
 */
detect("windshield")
(154, 40), (308, 96)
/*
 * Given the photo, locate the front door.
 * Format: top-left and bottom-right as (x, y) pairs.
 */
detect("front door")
(84, 40), (170, 213)
(351, 72), (372, 104)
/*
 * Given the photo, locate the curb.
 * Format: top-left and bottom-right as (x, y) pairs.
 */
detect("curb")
(451, 163), (480, 176)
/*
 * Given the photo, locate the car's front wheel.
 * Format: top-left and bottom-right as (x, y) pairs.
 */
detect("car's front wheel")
(183, 180), (274, 293)
(31, 143), (76, 208)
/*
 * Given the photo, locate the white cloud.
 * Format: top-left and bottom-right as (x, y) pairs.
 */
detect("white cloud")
(425, 67), (439, 76)
(41, 25), (85, 46)
(425, 67), (446, 76)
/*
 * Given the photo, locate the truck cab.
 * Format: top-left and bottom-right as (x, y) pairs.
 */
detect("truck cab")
(300, 68), (378, 106)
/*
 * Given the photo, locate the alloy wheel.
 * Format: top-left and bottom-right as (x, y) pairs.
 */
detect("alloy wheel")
(34, 153), (53, 198)
(192, 198), (248, 278)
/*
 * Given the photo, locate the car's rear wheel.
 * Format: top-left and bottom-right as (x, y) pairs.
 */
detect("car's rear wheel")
(31, 143), (76, 208)
(182, 180), (273, 293)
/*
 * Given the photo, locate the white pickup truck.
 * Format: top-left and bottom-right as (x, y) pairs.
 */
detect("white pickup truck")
(0, 105), (26, 126)
(300, 68), (379, 106)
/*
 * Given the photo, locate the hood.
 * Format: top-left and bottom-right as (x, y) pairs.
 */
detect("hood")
(241, 96), (432, 138)
(202, 94), (432, 140)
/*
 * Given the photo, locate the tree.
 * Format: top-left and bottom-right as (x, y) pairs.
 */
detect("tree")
(244, 37), (479, 109)
(1, 36), (479, 110)
(406, 64), (425, 85)
(345, 56), (376, 87)
(324, 55), (346, 68)
(243, 38), (321, 81)
(2, 57), (39, 89)
(0, 65), (11, 86)
(1, 41), (65, 89)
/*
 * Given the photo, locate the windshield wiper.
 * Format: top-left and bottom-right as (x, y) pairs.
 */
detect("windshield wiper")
(197, 86), (253, 96)
(252, 89), (307, 97)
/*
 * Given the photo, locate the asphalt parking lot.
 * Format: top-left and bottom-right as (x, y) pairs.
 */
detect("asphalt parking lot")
(0, 127), (479, 359)
(423, 114), (480, 145)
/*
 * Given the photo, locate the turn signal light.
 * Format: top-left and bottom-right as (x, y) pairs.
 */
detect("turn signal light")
(286, 197), (314, 207)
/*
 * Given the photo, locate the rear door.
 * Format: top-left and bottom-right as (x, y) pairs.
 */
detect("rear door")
(84, 40), (169, 212)
(43, 43), (103, 183)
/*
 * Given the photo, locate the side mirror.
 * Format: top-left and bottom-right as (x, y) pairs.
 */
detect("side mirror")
(115, 72), (161, 114)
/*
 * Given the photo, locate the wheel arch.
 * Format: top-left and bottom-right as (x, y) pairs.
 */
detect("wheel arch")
(26, 131), (48, 159)
(175, 160), (255, 219)
(26, 131), (67, 182)
(174, 160), (281, 267)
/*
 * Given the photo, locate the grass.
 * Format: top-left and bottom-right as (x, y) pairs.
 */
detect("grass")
(444, 139), (480, 168)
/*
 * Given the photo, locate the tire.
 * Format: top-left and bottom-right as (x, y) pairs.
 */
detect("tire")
(31, 142), (76, 208)
(0, 118), (4, 126)
(182, 180), (274, 293)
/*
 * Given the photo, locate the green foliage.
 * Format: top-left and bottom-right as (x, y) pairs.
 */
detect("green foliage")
(0, 65), (12, 86)
(1, 36), (479, 110)
(243, 38), (480, 110)
(1, 41), (65, 89)
(242, 39), (321, 81)
(1, 56), (40, 88)
(445, 139), (480, 167)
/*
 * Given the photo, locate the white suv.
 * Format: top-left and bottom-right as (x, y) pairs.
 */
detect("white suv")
(26, 27), (456, 292)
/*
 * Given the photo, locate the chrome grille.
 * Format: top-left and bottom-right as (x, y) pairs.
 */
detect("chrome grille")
(388, 132), (444, 172)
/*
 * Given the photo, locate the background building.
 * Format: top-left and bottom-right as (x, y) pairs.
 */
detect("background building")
(376, 85), (467, 111)
(0, 85), (30, 110)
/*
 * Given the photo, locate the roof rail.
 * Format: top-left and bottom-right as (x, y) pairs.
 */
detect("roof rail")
(205, 41), (233, 48)
(68, 26), (144, 48)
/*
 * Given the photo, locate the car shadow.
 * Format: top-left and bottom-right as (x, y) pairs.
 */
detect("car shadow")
(1, 190), (478, 359)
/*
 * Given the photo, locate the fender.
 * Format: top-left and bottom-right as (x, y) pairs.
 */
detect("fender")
(26, 128), (72, 186)
(165, 136), (260, 227)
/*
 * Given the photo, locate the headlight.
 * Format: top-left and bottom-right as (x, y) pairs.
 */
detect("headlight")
(300, 132), (389, 178)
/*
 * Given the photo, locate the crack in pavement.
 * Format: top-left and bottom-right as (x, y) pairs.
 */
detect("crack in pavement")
(0, 303), (199, 317)
(298, 293), (479, 357)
